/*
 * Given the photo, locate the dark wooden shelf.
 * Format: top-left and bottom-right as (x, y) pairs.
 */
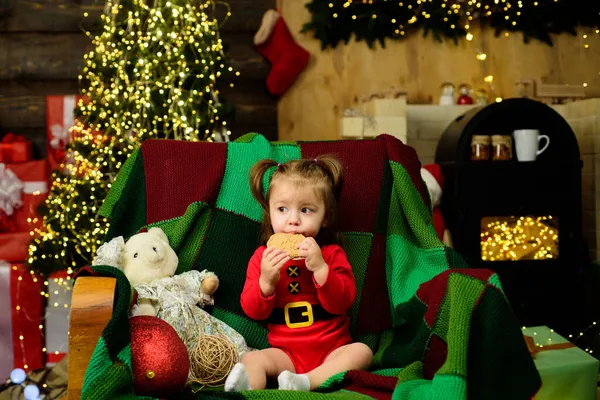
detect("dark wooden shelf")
(441, 159), (583, 169)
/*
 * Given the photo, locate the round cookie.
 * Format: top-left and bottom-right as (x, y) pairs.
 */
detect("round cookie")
(267, 233), (305, 259)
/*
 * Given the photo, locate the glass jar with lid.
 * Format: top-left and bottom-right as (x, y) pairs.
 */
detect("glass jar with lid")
(471, 135), (491, 161)
(491, 135), (513, 161)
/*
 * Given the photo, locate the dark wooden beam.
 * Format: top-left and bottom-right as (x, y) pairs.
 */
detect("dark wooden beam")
(0, 94), (45, 128)
(0, 31), (268, 80)
(223, 32), (270, 80)
(0, 79), (81, 96)
(0, 80), (273, 112)
(0, 0), (272, 33)
(0, 33), (90, 79)
(216, 0), (272, 33)
(0, 1), (102, 33)
(0, 86), (275, 133)
(219, 80), (273, 106)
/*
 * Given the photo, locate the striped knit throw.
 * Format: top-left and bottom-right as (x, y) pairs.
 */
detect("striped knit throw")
(78, 133), (541, 399)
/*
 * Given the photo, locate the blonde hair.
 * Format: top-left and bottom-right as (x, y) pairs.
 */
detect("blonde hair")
(249, 155), (344, 245)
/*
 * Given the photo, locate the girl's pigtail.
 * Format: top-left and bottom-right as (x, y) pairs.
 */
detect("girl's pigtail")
(249, 159), (279, 208)
(315, 155), (344, 200)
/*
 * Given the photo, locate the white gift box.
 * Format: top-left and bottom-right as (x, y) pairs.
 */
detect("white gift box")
(341, 116), (407, 143)
(363, 96), (407, 117)
(45, 275), (72, 365)
(522, 326), (599, 400)
(341, 93), (407, 141)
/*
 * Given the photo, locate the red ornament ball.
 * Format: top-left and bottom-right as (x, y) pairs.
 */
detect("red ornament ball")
(130, 316), (189, 397)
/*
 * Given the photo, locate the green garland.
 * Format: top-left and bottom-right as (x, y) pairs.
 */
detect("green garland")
(301, 0), (600, 49)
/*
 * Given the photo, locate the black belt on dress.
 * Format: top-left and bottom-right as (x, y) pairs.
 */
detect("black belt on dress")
(268, 301), (337, 328)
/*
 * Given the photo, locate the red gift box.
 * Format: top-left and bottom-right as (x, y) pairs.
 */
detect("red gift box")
(3, 160), (49, 183)
(13, 192), (47, 232)
(7, 263), (44, 371)
(0, 143), (8, 162)
(0, 134), (32, 163)
(0, 263), (71, 373)
(0, 232), (31, 262)
(46, 95), (83, 171)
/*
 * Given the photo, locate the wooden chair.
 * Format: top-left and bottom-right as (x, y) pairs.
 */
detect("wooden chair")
(68, 277), (115, 399)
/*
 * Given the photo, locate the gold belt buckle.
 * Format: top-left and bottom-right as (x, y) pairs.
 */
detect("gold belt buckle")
(284, 301), (313, 329)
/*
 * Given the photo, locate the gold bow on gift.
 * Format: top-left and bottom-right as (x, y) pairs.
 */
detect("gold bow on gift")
(524, 335), (575, 358)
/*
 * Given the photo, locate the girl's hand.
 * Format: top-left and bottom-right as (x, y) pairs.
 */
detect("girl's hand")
(298, 238), (328, 282)
(259, 247), (289, 296)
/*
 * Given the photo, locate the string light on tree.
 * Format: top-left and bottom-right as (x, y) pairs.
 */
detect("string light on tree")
(27, 0), (237, 275)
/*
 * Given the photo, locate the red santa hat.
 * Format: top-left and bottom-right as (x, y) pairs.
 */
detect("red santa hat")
(420, 164), (444, 207)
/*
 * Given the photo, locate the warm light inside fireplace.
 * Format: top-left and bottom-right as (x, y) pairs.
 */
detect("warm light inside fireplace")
(480, 216), (558, 261)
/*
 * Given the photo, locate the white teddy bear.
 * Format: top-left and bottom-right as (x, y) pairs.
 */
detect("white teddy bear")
(94, 227), (248, 360)
(119, 227), (219, 317)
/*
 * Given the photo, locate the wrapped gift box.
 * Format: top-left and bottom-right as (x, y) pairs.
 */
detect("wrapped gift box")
(363, 95), (407, 117)
(522, 326), (599, 400)
(44, 271), (72, 365)
(0, 262), (45, 372)
(0, 261), (13, 379)
(0, 137), (33, 163)
(0, 232), (31, 262)
(341, 92), (407, 141)
(0, 263), (71, 374)
(12, 191), (47, 233)
(1, 160), (48, 184)
(46, 95), (82, 171)
(341, 116), (407, 142)
(1, 160), (49, 233)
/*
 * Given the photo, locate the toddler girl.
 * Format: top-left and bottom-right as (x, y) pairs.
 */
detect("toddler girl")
(225, 155), (373, 392)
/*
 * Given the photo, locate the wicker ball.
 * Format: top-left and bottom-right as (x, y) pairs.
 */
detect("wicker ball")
(189, 335), (239, 388)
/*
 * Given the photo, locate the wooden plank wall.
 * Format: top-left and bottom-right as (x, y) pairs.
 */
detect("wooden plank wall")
(278, 0), (600, 142)
(0, 0), (276, 159)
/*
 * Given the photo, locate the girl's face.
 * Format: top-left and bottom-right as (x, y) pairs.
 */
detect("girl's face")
(268, 177), (326, 239)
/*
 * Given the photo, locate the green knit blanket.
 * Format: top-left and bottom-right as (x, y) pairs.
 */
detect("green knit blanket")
(78, 134), (540, 399)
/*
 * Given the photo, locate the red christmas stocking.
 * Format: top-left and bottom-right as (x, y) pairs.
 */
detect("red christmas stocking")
(254, 10), (310, 96)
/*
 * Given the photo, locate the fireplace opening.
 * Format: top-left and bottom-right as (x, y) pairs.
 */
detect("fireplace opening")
(435, 98), (588, 334)
(480, 215), (558, 262)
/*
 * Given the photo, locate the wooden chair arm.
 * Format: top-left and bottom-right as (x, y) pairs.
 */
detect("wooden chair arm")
(67, 276), (116, 400)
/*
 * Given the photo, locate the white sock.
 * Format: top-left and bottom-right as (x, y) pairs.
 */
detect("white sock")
(277, 370), (310, 391)
(224, 363), (252, 392)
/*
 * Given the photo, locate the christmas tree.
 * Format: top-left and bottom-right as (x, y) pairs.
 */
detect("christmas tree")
(28, 0), (236, 275)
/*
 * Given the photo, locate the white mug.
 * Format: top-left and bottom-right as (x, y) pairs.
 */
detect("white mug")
(513, 129), (550, 162)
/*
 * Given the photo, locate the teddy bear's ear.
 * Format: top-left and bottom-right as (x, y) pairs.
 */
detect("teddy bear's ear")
(148, 227), (169, 243)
